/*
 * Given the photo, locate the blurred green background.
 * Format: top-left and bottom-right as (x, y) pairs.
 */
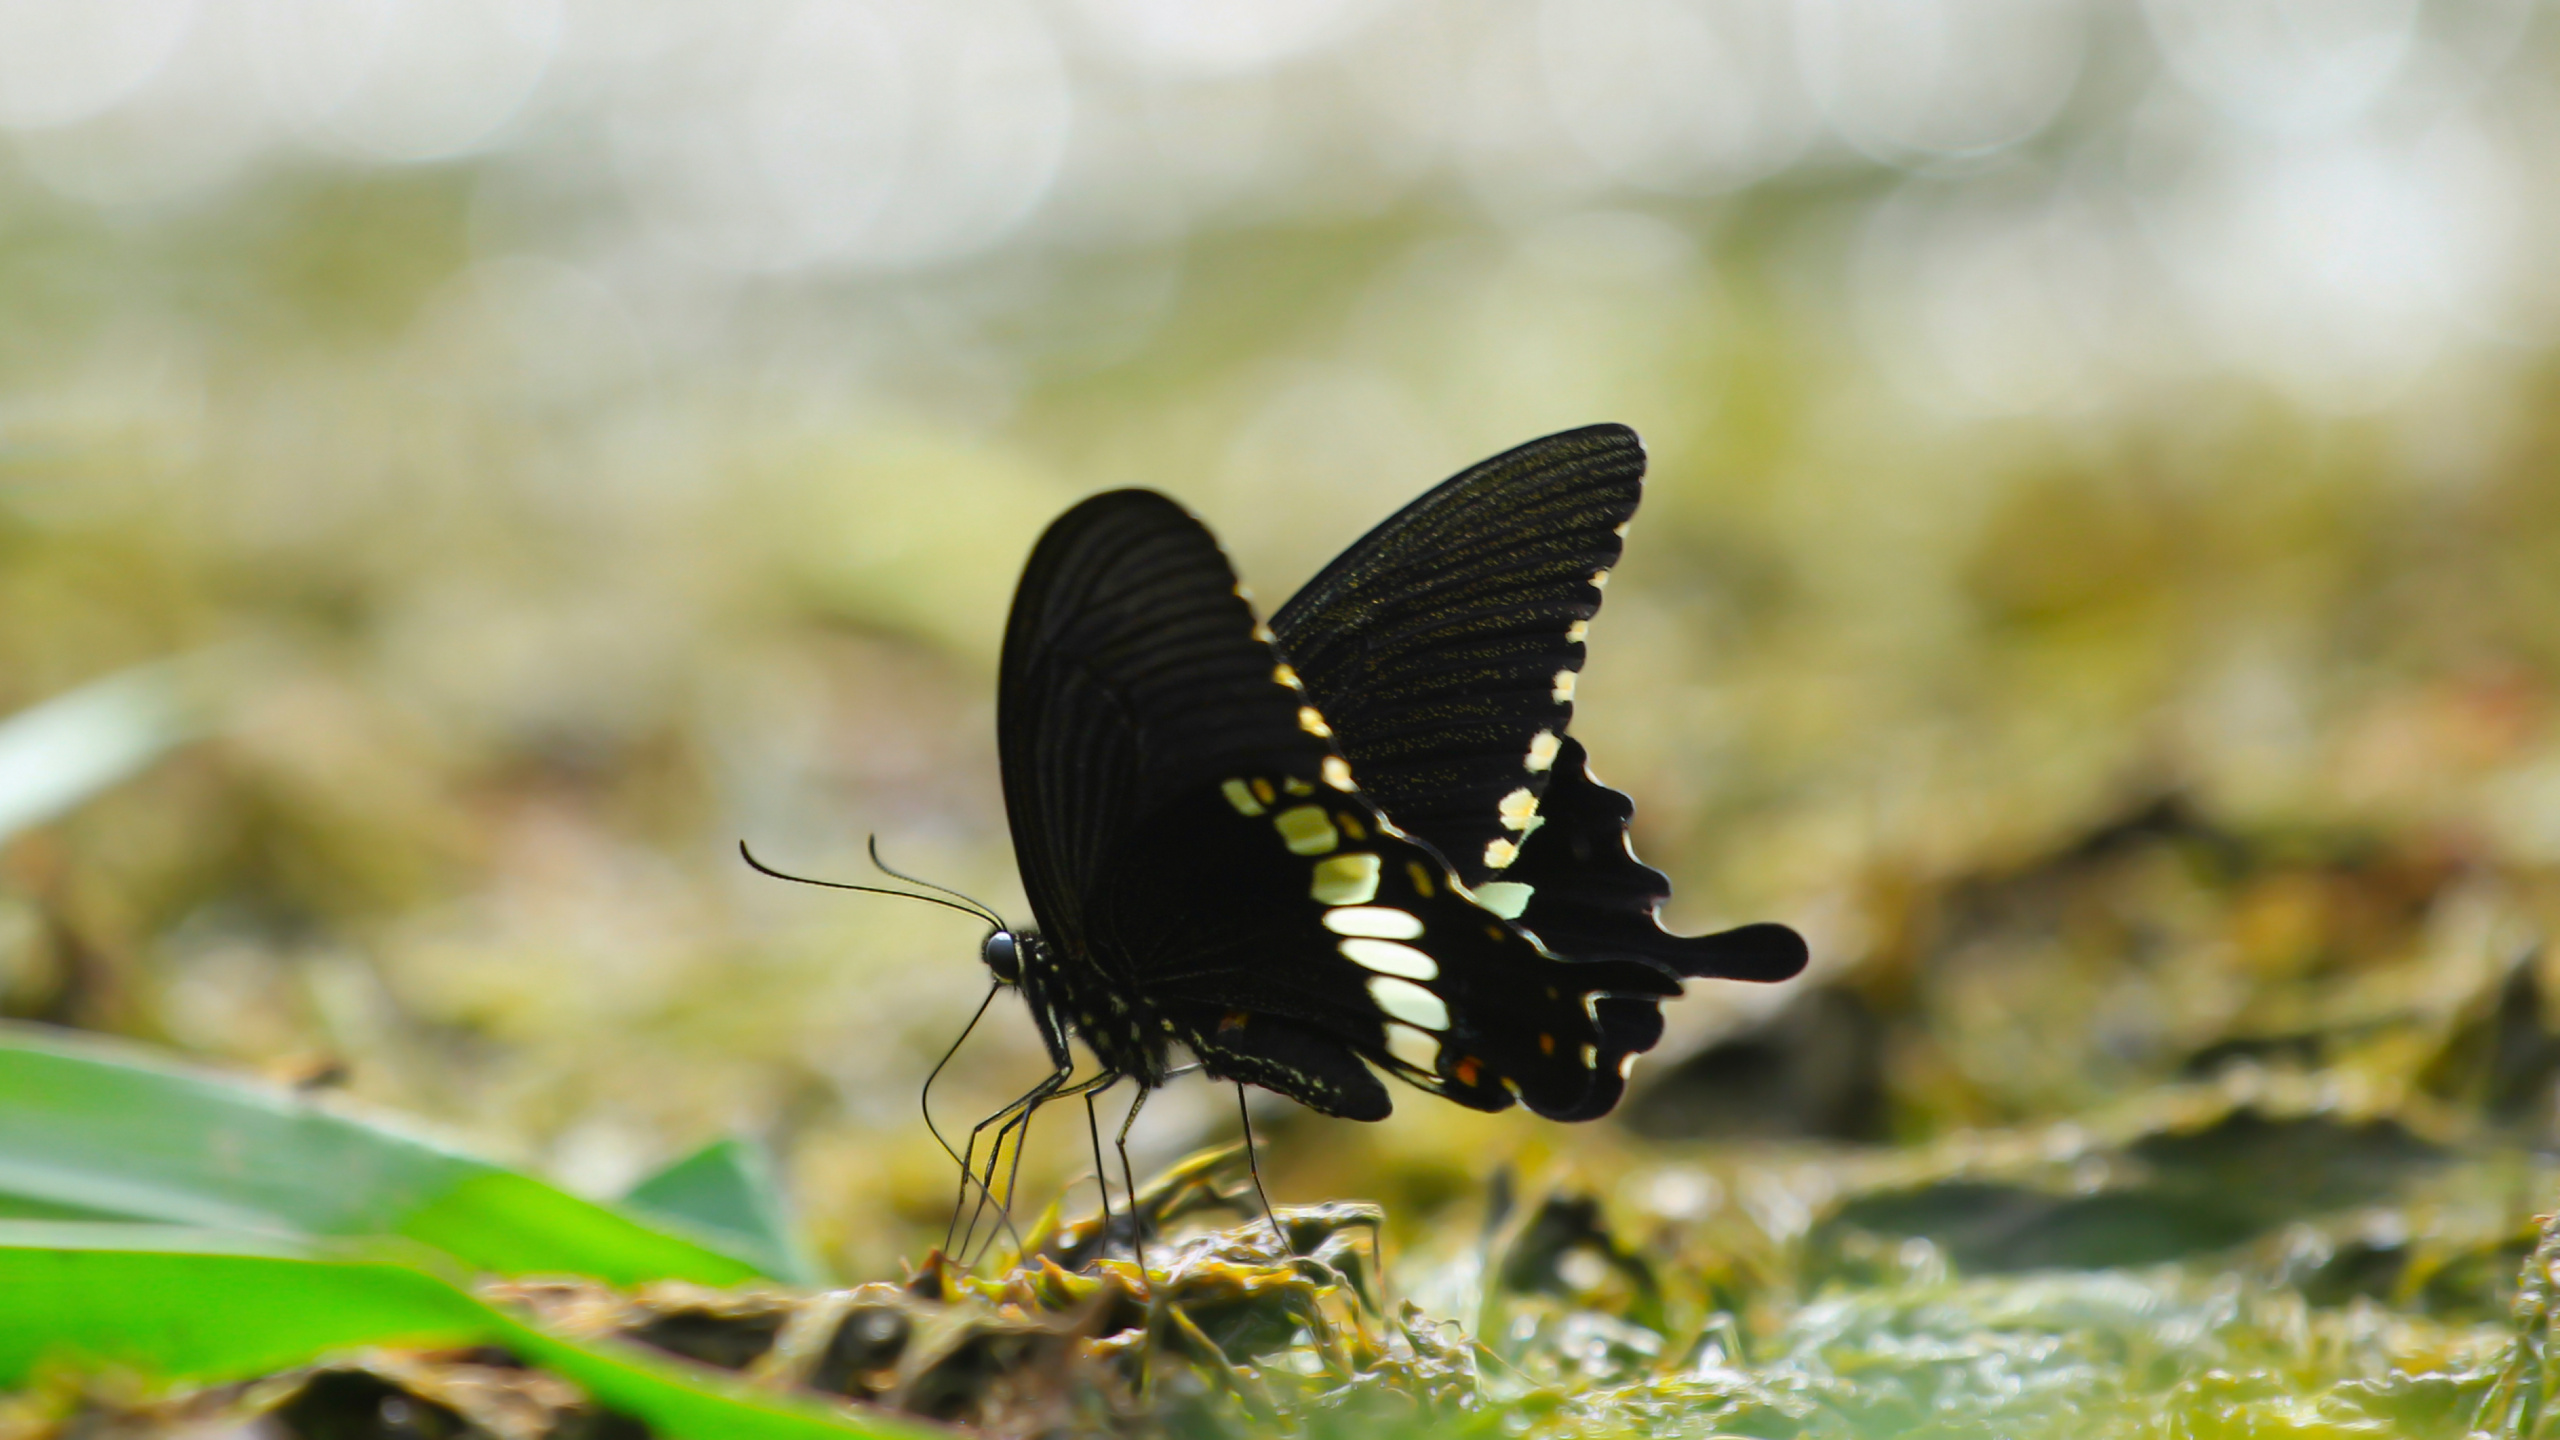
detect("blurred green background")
(4, 0), (2559, 1286)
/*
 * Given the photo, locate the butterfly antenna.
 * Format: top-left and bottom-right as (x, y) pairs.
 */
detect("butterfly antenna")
(866, 836), (1005, 929)
(738, 842), (1000, 927)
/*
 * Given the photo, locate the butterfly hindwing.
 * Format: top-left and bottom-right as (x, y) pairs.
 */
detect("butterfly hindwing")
(1093, 770), (1678, 1120)
(999, 488), (1683, 1122)
(1508, 736), (1809, 982)
(1270, 427), (1808, 1005)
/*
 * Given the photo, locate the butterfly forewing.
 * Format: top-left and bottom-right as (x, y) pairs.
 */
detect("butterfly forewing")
(998, 489), (1313, 953)
(1270, 424), (1642, 888)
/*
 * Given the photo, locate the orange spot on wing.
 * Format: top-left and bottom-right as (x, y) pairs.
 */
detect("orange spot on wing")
(1538, 1032), (1555, 1056)
(1219, 1011), (1249, 1033)
(1452, 1057), (1482, 1088)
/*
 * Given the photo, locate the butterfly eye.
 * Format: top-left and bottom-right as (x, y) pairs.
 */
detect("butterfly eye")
(982, 930), (1022, 985)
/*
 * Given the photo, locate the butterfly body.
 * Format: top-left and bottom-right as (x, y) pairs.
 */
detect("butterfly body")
(990, 425), (1804, 1126)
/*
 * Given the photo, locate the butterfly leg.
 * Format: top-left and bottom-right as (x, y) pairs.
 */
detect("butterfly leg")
(969, 1067), (1123, 1271)
(1236, 1083), (1288, 1256)
(1115, 1084), (1154, 1284)
(946, 1061), (1071, 1260)
(1084, 1085), (1115, 1238)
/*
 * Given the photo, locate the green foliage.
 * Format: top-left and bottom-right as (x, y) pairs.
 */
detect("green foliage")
(625, 1135), (825, 1288)
(0, 1030), (951, 1437)
(0, 1228), (927, 1439)
(0, 1025), (761, 1286)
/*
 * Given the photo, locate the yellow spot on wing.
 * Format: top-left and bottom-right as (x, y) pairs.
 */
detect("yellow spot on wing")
(1273, 663), (1301, 689)
(1551, 670), (1577, 704)
(1283, 776), (1314, 795)
(1322, 755), (1354, 791)
(1338, 811), (1366, 839)
(1497, 787), (1539, 831)
(1274, 805), (1340, 855)
(1484, 836), (1519, 870)
(1251, 778), (1276, 805)
(1407, 862), (1436, 897)
(1525, 730), (1560, 773)
(1298, 706), (1332, 738)
(1590, 569), (1609, 589)
(1253, 622), (1275, 643)
(1566, 620), (1588, 643)
(1310, 852), (1380, 905)
(1221, 779), (1265, 816)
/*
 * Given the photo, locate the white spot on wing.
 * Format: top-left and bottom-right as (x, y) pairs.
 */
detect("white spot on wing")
(1552, 670), (1576, 704)
(1473, 881), (1533, 919)
(1483, 837), (1519, 870)
(1341, 937), (1438, 980)
(1384, 1023), (1440, 1073)
(1566, 620), (1588, 643)
(1298, 706), (1332, 738)
(1498, 787), (1539, 831)
(1321, 755), (1354, 791)
(1581, 1043), (1599, 1068)
(1590, 569), (1609, 589)
(1325, 907), (1426, 941)
(1310, 852), (1380, 905)
(1367, 975), (1448, 1031)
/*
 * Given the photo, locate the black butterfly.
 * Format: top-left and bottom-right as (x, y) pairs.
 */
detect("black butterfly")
(979, 423), (1804, 1158)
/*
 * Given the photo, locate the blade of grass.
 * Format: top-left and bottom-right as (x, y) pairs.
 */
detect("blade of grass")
(0, 1024), (763, 1286)
(0, 658), (214, 844)
(0, 1230), (937, 1440)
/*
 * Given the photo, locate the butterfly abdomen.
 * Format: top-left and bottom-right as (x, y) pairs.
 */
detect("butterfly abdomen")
(1021, 937), (1176, 1086)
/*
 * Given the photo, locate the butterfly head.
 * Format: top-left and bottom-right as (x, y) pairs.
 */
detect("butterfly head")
(982, 927), (1041, 985)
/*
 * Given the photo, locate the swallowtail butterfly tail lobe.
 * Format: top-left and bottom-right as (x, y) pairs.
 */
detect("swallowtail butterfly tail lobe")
(984, 423), (1806, 1124)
